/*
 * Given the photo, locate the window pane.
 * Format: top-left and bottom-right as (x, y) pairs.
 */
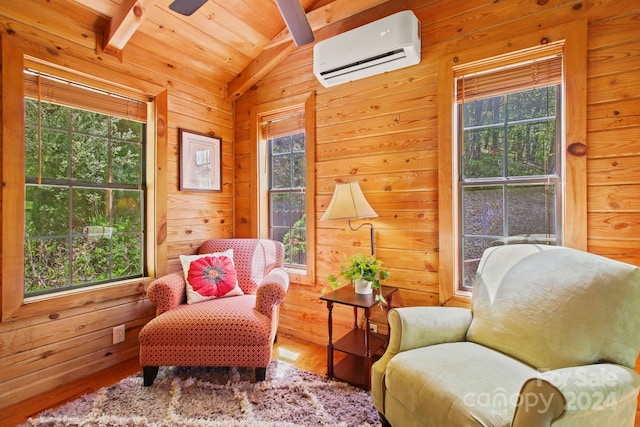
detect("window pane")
(27, 102), (70, 129)
(72, 109), (109, 136)
(111, 117), (144, 142)
(292, 152), (305, 187)
(283, 211), (306, 266)
(462, 96), (504, 127)
(25, 126), (39, 178)
(291, 192), (305, 214)
(506, 121), (556, 176)
(271, 135), (291, 154)
(462, 236), (493, 289)
(462, 186), (504, 236)
(114, 190), (142, 231)
(73, 188), (109, 233)
(72, 134), (109, 183)
(113, 140), (142, 184)
(25, 98), (39, 124)
(24, 237), (70, 294)
(461, 127), (504, 179)
(507, 87), (556, 121)
(271, 154), (291, 188)
(72, 235), (110, 285)
(270, 193), (290, 227)
(25, 185), (69, 236)
(270, 227), (287, 245)
(112, 232), (143, 277)
(292, 133), (305, 151)
(507, 185), (556, 238)
(42, 129), (71, 179)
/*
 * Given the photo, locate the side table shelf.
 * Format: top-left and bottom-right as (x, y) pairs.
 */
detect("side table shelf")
(334, 328), (386, 357)
(320, 285), (398, 390)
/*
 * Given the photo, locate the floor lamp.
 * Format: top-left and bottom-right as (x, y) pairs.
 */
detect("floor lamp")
(321, 181), (378, 256)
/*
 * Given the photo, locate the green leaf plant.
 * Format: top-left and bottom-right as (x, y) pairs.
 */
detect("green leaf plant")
(324, 253), (390, 307)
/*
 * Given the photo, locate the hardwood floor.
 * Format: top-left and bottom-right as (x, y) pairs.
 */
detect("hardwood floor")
(2, 334), (639, 426)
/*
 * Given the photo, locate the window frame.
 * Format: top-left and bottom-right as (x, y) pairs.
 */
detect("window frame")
(437, 21), (587, 305)
(1, 36), (164, 321)
(250, 92), (316, 286)
(457, 79), (563, 291)
(23, 91), (147, 296)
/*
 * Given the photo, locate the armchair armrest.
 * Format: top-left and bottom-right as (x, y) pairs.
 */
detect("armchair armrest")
(387, 306), (472, 353)
(371, 306), (472, 413)
(255, 267), (290, 318)
(511, 377), (566, 427)
(146, 272), (186, 315)
(512, 364), (640, 426)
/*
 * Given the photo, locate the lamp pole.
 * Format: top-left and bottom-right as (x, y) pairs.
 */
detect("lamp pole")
(348, 219), (375, 256)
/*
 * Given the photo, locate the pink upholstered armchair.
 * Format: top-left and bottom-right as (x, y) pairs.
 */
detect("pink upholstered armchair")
(139, 239), (289, 386)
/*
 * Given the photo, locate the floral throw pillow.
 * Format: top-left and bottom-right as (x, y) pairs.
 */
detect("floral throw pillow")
(179, 249), (243, 304)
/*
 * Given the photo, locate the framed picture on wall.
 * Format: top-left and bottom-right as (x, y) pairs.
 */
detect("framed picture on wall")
(179, 129), (222, 191)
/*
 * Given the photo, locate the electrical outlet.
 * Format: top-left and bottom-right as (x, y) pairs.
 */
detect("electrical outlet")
(112, 324), (126, 344)
(369, 323), (378, 334)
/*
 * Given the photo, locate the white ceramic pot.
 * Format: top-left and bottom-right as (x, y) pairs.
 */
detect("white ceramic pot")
(354, 279), (373, 295)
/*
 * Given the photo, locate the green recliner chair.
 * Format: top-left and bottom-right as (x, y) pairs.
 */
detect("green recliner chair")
(372, 244), (640, 427)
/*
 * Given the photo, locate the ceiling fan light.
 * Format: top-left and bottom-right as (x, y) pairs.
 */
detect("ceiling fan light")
(275, 0), (315, 46)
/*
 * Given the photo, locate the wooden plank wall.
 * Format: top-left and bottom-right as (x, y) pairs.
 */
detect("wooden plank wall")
(0, 0), (234, 411)
(0, 0), (638, 416)
(234, 0), (640, 346)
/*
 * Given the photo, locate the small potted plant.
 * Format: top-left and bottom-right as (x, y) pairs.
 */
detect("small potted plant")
(326, 253), (390, 306)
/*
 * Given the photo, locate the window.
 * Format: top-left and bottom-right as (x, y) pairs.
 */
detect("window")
(23, 71), (147, 296)
(252, 93), (316, 285)
(437, 21), (587, 304)
(456, 56), (562, 290)
(266, 121), (307, 267)
(262, 111), (307, 268)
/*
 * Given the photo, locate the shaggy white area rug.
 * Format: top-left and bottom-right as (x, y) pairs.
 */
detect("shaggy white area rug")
(21, 360), (381, 427)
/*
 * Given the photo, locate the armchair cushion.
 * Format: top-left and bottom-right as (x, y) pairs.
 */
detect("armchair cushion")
(385, 342), (538, 426)
(179, 249), (243, 304)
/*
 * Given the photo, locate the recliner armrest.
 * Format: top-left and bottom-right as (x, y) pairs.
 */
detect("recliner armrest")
(371, 306), (472, 414)
(388, 306), (473, 353)
(255, 267), (289, 318)
(146, 272), (187, 315)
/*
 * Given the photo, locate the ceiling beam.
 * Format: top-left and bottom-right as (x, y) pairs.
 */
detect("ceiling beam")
(227, 42), (299, 100)
(103, 0), (157, 59)
(227, 0), (391, 100)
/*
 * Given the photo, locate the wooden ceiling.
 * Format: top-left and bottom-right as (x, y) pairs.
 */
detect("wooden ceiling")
(0, 0), (391, 99)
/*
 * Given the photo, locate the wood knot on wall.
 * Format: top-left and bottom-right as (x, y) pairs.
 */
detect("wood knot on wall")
(567, 142), (587, 157)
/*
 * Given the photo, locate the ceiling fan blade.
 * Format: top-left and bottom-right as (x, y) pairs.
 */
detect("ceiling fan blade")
(275, 0), (315, 46)
(169, 0), (208, 16)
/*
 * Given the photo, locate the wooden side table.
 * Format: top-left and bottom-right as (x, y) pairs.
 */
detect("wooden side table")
(320, 285), (398, 389)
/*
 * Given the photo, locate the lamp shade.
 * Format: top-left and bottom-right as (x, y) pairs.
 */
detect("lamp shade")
(321, 182), (378, 221)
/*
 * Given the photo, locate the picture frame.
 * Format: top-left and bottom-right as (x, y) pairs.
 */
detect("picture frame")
(179, 129), (222, 192)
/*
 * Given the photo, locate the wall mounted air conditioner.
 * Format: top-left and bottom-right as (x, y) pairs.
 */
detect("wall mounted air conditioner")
(313, 10), (421, 88)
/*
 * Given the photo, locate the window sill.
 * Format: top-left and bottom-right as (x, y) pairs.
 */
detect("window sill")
(443, 292), (472, 308)
(13, 278), (153, 321)
(285, 267), (312, 286)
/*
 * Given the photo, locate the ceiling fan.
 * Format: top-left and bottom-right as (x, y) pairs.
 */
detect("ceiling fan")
(168, 0), (315, 46)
